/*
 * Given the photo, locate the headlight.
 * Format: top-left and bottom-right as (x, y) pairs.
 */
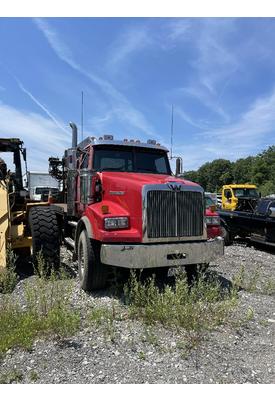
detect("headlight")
(104, 217), (129, 230)
(205, 216), (220, 225)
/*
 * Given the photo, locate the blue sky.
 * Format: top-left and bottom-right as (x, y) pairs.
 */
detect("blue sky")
(1, 17), (275, 172)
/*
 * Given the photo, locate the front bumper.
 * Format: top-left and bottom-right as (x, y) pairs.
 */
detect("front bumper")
(100, 237), (224, 269)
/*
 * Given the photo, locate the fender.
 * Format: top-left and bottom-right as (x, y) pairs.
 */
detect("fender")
(219, 216), (231, 232)
(75, 216), (94, 246)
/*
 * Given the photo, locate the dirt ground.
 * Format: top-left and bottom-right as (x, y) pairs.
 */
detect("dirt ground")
(1, 239), (275, 384)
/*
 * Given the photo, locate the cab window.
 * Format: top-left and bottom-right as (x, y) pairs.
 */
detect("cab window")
(80, 151), (89, 169)
(224, 189), (232, 199)
(205, 196), (215, 208)
(256, 200), (270, 215)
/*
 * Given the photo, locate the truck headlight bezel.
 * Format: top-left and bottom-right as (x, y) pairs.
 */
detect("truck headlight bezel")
(104, 216), (129, 230)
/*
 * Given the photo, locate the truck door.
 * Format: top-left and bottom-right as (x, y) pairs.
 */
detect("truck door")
(250, 199), (270, 239)
(266, 201), (275, 243)
(76, 148), (90, 215)
(231, 210), (254, 235)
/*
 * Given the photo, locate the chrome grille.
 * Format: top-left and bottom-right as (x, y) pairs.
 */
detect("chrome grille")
(147, 190), (204, 238)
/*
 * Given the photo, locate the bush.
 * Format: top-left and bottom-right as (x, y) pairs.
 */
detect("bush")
(0, 247), (18, 293)
(124, 271), (238, 335)
(0, 266), (80, 354)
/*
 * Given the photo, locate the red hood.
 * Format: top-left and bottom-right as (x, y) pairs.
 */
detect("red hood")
(86, 172), (203, 243)
(100, 172), (199, 190)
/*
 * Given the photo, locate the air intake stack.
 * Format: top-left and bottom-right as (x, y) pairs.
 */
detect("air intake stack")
(69, 122), (78, 149)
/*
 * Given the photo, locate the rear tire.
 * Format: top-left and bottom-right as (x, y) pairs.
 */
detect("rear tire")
(29, 206), (60, 271)
(77, 230), (107, 291)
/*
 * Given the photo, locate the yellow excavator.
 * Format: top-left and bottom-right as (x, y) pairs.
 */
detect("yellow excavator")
(0, 138), (60, 270)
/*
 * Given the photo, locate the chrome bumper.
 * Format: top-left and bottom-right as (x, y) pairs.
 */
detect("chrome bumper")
(100, 237), (224, 269)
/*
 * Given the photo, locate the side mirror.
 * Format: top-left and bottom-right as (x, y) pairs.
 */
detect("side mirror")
(268, 207), (275, 218)
(175, 158), (182, 176)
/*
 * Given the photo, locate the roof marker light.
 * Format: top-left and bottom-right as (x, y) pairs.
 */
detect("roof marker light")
(103, 135), (113, 140)
(147, 139), (156, 145)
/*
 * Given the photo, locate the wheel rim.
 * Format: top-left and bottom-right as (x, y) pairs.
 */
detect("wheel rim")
(79, 240), (85, 278)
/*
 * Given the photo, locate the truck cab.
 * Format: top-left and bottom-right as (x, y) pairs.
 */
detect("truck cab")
(219, 197), (275, 247)
(50, 126), (224, 291)
(222, 184), (259, 211)
(32, 186), (60, 201)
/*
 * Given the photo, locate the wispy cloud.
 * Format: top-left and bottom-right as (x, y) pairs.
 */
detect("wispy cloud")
(107, 25), (152, 71)
(16, 78), (69, 134)
(179, 88), (275, 170)
(0, 102), (70, 171)
(204, 88), (275, 143)
(168, 19), (238, 125)
(166, 19), (191, 42)
(33, 18), (159, 139)
(177, 86), (230, 123)
(174, 106), (208, 130)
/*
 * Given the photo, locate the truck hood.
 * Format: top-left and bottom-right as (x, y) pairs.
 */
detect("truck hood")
(86, 172), (203, 243)
(99, 171), (201, 220)
(100, 172), (199, 190)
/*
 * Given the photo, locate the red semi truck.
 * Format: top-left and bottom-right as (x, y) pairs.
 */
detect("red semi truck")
(43, 123), (223, 291)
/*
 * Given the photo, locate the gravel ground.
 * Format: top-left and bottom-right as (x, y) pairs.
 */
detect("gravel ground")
(1, 240), (275, 384)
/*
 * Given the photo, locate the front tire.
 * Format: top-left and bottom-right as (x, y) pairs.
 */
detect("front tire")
(77, 230), (107, 291)
(221, 225), (233, 246)
(185, 264), (198, 284)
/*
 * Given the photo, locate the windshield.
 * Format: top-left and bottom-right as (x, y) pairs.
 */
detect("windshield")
(233, 188), (259, 198)
(93, 145), (171, 175)
(205, 196), (215, 208)
(35, 187), (59, 194)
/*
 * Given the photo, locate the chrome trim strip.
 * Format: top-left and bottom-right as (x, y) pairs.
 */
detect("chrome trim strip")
(142, 183), (207, 243)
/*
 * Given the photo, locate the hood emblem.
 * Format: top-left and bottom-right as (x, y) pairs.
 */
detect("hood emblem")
(167, 183), (182, 192)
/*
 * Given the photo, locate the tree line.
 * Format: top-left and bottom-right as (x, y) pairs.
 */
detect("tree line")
(182, 145), (275, 196)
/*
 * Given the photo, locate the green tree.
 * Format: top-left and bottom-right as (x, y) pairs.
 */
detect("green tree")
(182, 170), (200, 184)
(183, 146), (275, 195)
(232, 156), (255, 183)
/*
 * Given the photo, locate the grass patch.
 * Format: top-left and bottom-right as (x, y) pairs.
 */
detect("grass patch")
(138, 351), (146, 360)
(233, 265), (275, 296)
(88, 302), (124, 343)
(124, 271), (238, 343)
(29, 370), (39, 382)
(0, 368), (23, 384)
(141, 327), (159, 347)
(0, 261), (80, 354)
(0, 247), (18, 293)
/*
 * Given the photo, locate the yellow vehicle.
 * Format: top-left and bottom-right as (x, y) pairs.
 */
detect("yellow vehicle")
(0, 138), (60, 270)
(222, 184), (259, 211)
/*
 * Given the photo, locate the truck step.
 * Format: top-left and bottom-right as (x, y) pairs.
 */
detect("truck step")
(68, 221), (77, 227)
(64, 237), (75, 249)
